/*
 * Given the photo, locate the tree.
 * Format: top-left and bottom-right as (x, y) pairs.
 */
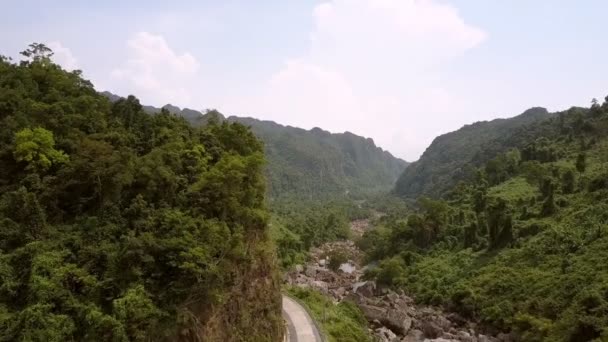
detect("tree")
(576, 153), (587, 174)
(473, 190), (487, 214)
(541, 187), (557, 217)
(487, 199), (513, 250)
(20, 43), (54, 63)
(464, 221), (478, 248)
(13, 127), (68, 172)
(562, 169), (576, 194)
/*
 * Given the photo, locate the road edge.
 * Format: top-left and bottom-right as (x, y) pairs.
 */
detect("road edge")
(282, 294), (327, 342)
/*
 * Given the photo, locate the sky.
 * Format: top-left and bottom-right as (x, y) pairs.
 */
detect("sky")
(1, 0), (607, 161)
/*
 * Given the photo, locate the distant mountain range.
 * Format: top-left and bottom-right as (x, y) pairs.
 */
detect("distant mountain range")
(101, 92), (408, 198)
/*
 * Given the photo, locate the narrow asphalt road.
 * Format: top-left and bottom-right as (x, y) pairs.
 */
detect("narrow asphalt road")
(282, 295), (323, 342)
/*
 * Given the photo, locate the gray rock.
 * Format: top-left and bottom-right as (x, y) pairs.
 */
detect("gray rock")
(383, 308), (412, 335)
(353, 281), (376, 297)
(402, 329), (424, 342)
(478, 335), (499, 342)
(497, 332), (514, 342)
(311, 280), (329, 293)
(331, 287), (346, 298)
(421, 321), (443, 339)
(457, 331), (475, 342)
(305, 265), (321, 278)
(375, 327), (398, 342)
(359, 304), (387, 322)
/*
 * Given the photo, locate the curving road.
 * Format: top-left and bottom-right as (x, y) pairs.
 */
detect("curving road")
(282, 295), (323, 342)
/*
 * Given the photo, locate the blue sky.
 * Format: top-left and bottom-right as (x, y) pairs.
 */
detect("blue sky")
(2, 0), (607, 160)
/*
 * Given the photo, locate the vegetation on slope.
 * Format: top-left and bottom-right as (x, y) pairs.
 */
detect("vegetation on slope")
(109, 98), (408, 199)
(363, 97), (608, 341)
(0, 44), (282, 341)
(394, 107), (550, 199)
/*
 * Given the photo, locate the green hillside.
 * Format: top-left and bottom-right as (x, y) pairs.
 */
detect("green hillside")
(232, 116), (407, 198)
(117, 100), (408, 199)
(394, 107), (550, 198)
(363, 98), (608, 340)
(0, 45), (282, 341)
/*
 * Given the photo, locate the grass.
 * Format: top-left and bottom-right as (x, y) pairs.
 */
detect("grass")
(285, 286), (373, 342)
(488, 176), (538, 202)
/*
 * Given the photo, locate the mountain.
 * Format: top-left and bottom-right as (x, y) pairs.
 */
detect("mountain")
(362, 98), (608, 340)
(231, 116), (408, 198)
(103, 95), (409, 199)
(0, 55), (282, 341)
(394, 107), (551, 198)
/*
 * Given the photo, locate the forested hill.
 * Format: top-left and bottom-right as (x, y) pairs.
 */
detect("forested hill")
(231, 117), (407, 198)
(362, 97), (608, 340)
(394, 107), (551, 198)
(101, 94), (409, 198)
(1, 46), (283, 341)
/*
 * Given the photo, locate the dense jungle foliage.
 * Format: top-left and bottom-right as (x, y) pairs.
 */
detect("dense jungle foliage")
(363, 99), (608, 341)
(0, 44), (282, 341)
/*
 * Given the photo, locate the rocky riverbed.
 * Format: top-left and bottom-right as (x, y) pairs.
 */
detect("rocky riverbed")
(284, 221), (512, 342)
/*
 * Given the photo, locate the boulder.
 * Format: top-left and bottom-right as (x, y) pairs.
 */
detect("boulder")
(478, 335), (499, 342)
(421, 321), (443, 339)
(294, 264), (304, 273)
(447, 312), (467, 327)
(497, 332), (515, 342)
(353, 281), (376, 297)
(331, 287), (346, 298)
(457, 331), (475, 342)
(305, 265), (321, 278)
(359, 304), (387, 322)
(402, 329), (424, 342)
(383, 309), (412, 335)
(311, 280), (329, 293)
(375, 327), (398, 342)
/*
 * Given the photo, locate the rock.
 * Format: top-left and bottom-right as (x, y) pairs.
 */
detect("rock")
(402, 329), (424, 342)
(359, 304), (387, 322)
(353, 281), (376, 297)
(421, 321), (443, 339)
(311, 280), (329, 293)
(305, 265), (321, 278)
(447, 312), (467, 327)
(383, 309), (412, 335)
(434, 316), (452, 331)
(318, 259), (327, 267)
(457, 331), (475, 342)
(478, 335), (499, 342)
(375, 327), (398, 342)
(331, 287), (346, 298)
(497, 332), (514, 342)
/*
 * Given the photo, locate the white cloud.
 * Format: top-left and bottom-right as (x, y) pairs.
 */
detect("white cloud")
(48, 41), (79, 71)
(110, 32), (200, 106)
(233, 0), (486, 160)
